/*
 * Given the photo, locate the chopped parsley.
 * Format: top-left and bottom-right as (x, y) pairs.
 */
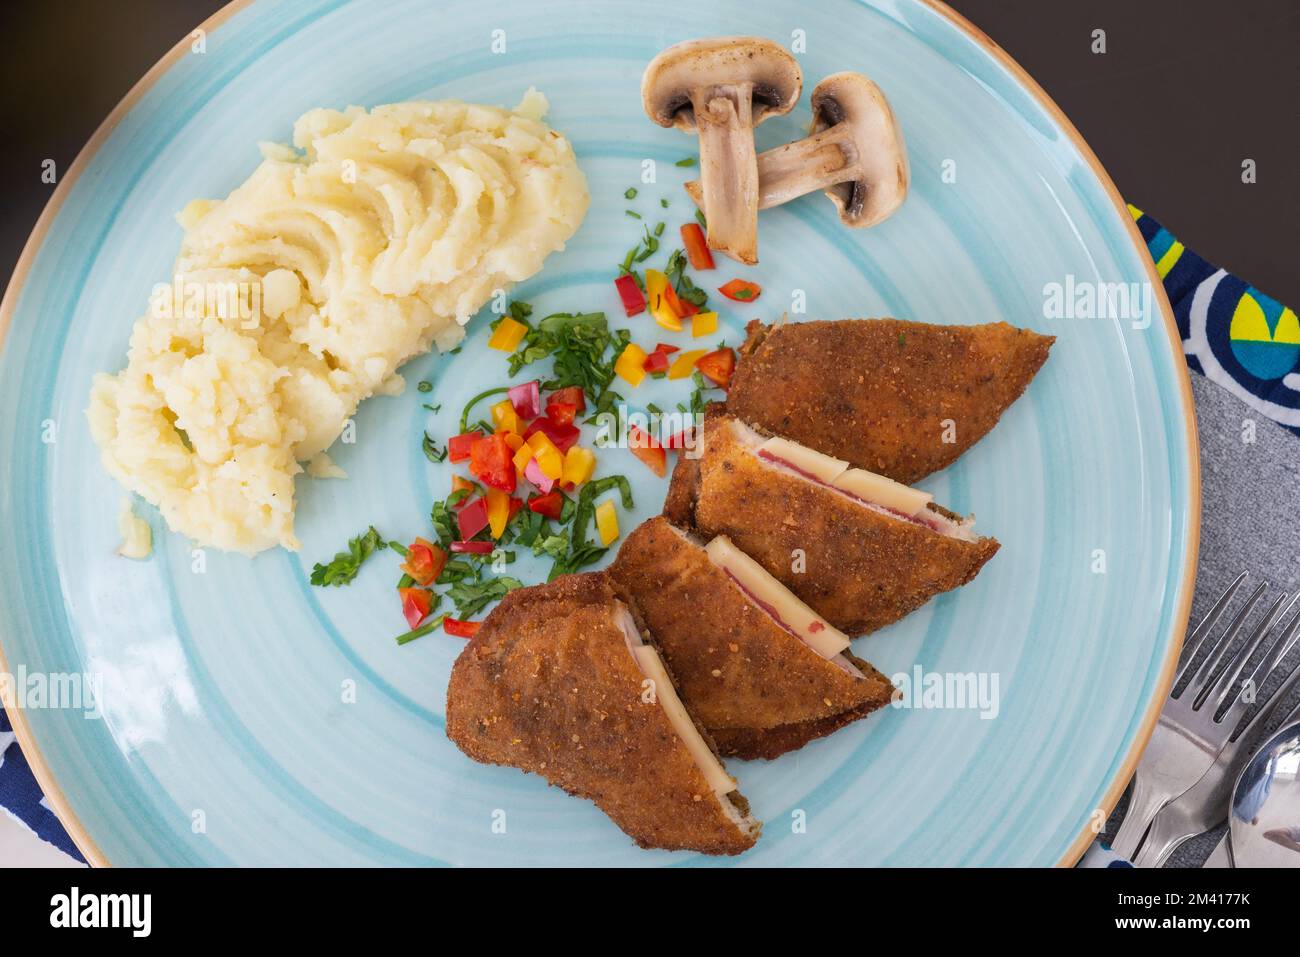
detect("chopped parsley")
(447, 573), (524, 618)
(675, 156), (697, 167)
(417, 380), (433, 393)
(422, 432), (447, 463)
(310, 526), (391, 587)
(624, 187), (638, 199)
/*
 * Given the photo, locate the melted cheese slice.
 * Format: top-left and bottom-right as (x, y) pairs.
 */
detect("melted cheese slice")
(617, 606), (735, 797)
(756, 435), (848, 483)
(704, 536), (851, 659)
(830, 468), (932, 517)
(747, 422), (936, 522)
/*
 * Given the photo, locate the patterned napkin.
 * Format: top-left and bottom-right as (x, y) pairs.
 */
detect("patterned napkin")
(3, 208), (1295, 866)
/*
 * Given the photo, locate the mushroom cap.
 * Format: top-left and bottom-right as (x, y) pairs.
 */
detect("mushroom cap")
(642, 36), (803, 132)
(809, 72), (909, 227)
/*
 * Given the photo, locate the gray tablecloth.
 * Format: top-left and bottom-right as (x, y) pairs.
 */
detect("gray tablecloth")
(1102, 373), (1300, 866)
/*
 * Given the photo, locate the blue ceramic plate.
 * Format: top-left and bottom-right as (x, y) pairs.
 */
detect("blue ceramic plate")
(0, 0), (1197, 865)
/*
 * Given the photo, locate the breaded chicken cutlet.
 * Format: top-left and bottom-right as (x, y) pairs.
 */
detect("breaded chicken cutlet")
(665, 408), (1000, 636)
(445, 572), (761, 855)
(609, 516), (895, 760)
(727, 318), (1054, 485)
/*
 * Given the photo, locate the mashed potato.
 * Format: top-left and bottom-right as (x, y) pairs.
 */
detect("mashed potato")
(88, 90), (588, 554)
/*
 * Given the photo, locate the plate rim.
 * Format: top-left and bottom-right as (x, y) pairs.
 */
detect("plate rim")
(0, 0), (1200, 868)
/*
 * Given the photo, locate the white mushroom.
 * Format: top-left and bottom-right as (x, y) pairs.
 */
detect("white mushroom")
(685, 72), (908, 228)
(642, 37), (802, 264)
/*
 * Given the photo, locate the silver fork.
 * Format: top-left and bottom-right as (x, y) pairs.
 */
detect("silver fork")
(1110, 573), (1294, 858)
(1131, 597), (1300, 867)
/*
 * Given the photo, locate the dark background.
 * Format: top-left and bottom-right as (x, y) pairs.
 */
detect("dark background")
(1, 0), (1297, 303)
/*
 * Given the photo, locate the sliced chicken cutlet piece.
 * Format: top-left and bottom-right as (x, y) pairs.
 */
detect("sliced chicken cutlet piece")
(666, 407), (999, 636)
(609, 516), (894, 759)
(445, 572), (760, 855)
(727, 318), (1053, 485)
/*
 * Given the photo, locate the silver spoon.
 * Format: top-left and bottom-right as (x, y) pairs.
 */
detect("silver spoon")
(1214, 722), (1300, 866)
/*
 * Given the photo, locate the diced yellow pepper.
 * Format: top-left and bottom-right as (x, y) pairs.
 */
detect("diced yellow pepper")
(485, 487), (511, 539)
(488, 316), (528, 352)
(667, 349), (708, 379)
(527, 431), (558, 455)
(615, 343), (648, 387)
(644, 269), (683, 332)
(595, 500), (619, 546)
(536, 445), (564, 480)
(562, 446), (596, 486)
(512, 442), (534, 474)
(491, 399), (522, 436)
(501, 431), (525, 452)
(691, 311), (718, 338)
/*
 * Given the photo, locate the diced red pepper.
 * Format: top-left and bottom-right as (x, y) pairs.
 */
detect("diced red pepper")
(696, 347), (736, 388)
(676, 298), (700, 318)
(643, 350), (671, 374)
(444, 618), (481, 638)
(400, 537), (447, 586)
(628, 425), (667, 477)
(398, 587), (434, 630)
(448, 431), (482, 463)
(614, 274), (646, 317)
(549, 386), (585, 413)
(642, 342), (680, 375)
(718, 278), (761, 302)
(524, 417), (580, 453)
(507, 496), (524, 518)
(451, 540), (496, 554)
(468, 433), (517, 492)
(508, 380), (541, 420)
(456, 496), (490, 540)
(661, 281), (689, 320)
(681, 223), (715, 270)
(546, 401), (578, 426)
(527, 491), (565, 520)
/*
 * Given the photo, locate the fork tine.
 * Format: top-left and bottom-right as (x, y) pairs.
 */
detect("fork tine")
(1223, 598), (1300, 734)
(1237, 638), (1300, 741)
(1202, 592), (1291, 713)
(1250, 595), (1300, 685)
(1177, 580), (1266, 698)
(1179, 571), (1248, 670)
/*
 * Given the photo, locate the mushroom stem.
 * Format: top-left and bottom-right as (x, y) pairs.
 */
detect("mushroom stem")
(750, 123), (856, 208)
(691, 85), (760, 265)
(685, 122), (855, 211)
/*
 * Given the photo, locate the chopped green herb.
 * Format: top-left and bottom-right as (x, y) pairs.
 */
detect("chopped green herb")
(695, 208), (707, 229)
(421, 403), (440, 413)
(624, 187), (638, 199)
(395, 612), (449, 646)
(417, 380), (433, 393)
(447, 574), (524, 618)
(897, 333), (907, 348)
(459, 386), (510, 433)
(660, 198), (669, 208)
(653, 221), (665, 237)
(506, 311), (628, 413)
(625, 209), (642, 219)
(310, 526), (389, 587)
(676, 156), (697, 167)
(422, 432), (447, 463)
